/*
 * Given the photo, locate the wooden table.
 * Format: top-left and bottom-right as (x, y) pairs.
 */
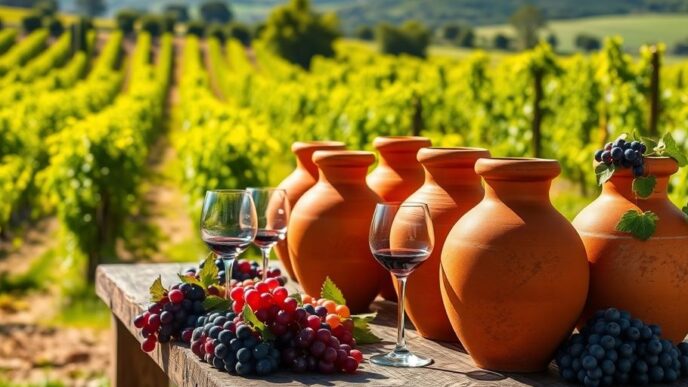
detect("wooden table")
(95, 263), (588, 386)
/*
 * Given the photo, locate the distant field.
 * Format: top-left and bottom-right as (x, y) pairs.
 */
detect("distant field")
(477, 13), (688, 53)
(0, 6), (114, 29)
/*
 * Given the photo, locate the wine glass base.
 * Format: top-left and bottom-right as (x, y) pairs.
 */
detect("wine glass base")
(370, 349), (432, 368)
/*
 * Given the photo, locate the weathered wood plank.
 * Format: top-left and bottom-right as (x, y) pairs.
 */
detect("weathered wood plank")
(95, 263), (687, 387)
(112, 315), (169, 387)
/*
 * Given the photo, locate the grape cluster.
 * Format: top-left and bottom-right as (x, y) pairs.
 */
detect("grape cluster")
(555, 308), (688, 386)
(594, 138), (647, 177)
(229, 279), (362, 374)
(191, 258), (287, 285)
(133, 282), (206, 353)
(190, 312), (281, 376)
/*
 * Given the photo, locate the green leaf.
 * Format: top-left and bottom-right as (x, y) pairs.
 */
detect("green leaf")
(289, 292), (303, 306)
(242, 305), (275, 341)
(595, 163), (615, 186)
(352, 312), (382, 344)
(202, 295), (230, 312)
(149, 275), (167, 303)
(320, 276), (346, 306)
(682, 205), (688, 219)
(632, 176), (656, 198)
(178, 273), (204, 289)
(659, 132), (688, 167)
(615, 210), (659, 241)
(199, 253), (219, 289)
(641, 136), (658, 152)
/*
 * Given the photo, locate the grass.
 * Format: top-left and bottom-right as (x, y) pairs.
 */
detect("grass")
(52, 288), (110, 329)
(476, 13), (688, 53)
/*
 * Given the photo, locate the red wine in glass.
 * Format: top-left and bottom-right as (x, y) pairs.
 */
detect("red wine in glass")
(253, 229), (283, 248)
(372, 248), (430, 277)
(203, 236), (252, 257)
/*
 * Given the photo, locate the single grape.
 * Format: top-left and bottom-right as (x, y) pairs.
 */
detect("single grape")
(590, 344), (606, 360)
(582, 355), (598, 370)
(310, 340), (327, 358)
(610, 147), (623, 161)
(253, 343), (270, 360)
(235, 361), (253, 376)
(236, 325), (253, 340)
(600, 335), (615, 350)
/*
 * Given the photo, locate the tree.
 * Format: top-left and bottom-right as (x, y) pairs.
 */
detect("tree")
(575, 33), (601, 52)
(456, 27), (475, 48)
(546, 33), (558, 50)
(165, 4), (189, 22)
(161, 12), (176, 33)
(262, 0), (340, 69)
(355, 25), (373, 41)
(138, 15), (162, 37)
(45, 17), (64, 36)
(377, 21), (430, 58)
(674, 38), (688, 56)
(441, 23), (461, 41)
(76, 0), (106, 17)
(226, 22), (252, 46)
(206, 24), (225, 43)
(35, 0), (58, 16)
(200, 1), (232, 24)
(186, 20), (206, 37)
(493, 33), (511, 50)
(509, 4), (546, 50)
(115, 8), (139, 34)
(21, 13), (42, 33)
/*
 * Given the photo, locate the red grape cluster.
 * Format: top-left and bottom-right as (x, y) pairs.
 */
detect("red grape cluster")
(229, 279), (363, 374)
(133, 283), (206, 353)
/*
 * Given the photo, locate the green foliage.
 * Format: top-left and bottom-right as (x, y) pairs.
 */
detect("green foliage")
(0, 29), (47, 76)
(377, 20), (430, 58)
(0, 28), (17, 55)
(440, 23), (474, 47)
(165, 4), (189, 22)
(200, 1), (233, 24)
(115, 8), (140, 34)
(262, 0), (340, 69)
(138, 14), (163, 37)
(576, 33), (602, 52)
(546, 33), (558, 50)
(632, 176), (656, 198)
(21, 12), (42, 33)
(186, 20), (205, 37)
(320, 276), (346, 305)
(355, 25), (374, 41)
(510, 4), (546, 49)
(44, 17), (63, 36)
(206, 23), (225, 43)
(616, 210), (659, 240)
(493, 33), (511, 50)
(34, 0), (57, 16)
(226, 21), (252, 46)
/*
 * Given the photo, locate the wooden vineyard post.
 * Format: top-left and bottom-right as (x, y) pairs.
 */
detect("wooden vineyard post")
(649, 45), (660, 137)
(412, 93), (424, 137)
(532, 69), (544, 158)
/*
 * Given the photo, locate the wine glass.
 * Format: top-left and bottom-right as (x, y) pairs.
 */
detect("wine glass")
(247, 187), (290, 280)
(200, 189), (257, 297)
(369, 202), (434, 367)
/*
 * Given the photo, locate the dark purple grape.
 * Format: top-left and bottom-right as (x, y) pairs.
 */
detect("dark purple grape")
(601, 151), (612, 164)
(624, 148), (638, 161)
(318, 359), (336, 374)
(293, 356), (308, 372)
(614, 139), (626, 148)
(611, 147), (623, 161)
(310, 340), (326, 358)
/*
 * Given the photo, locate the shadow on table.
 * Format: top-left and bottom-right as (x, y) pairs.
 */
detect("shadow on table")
(248, 369), (388, 385)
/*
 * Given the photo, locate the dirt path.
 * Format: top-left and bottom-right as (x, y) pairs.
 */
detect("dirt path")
(0, 218), (57, 275)
(201, 39), (225, 101)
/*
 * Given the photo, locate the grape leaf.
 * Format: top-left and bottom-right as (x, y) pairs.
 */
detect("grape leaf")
(289, 292), (303, 306)
(682, 205), (688, 219)
(320, 276), (346, 306)
(242, 305), (275, 341)
(199, 253), (219, 289)
(632, 176), (656, 199)
(595, 163), (615, 186)
(658, 133), (688, 167)
(615, 210), (659, 241)
(178, 273), (204, 288)
(202, 295), (229, 312)
(352, 312), (382, 344)
(149, 275), (167, 302)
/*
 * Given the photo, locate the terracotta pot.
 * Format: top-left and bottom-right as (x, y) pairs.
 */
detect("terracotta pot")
(367, 136), (431, 301)
(275, 141), (346, 281)
(573, 157), (688, 343)
(288, 150), (385, 313)
(391, 147), (489, 342)
(440, 158), (589, 372)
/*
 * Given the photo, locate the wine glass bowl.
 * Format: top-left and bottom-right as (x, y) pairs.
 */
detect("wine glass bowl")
(247, 188), (290, 279)
(369, 202), (434, 367)
(200, 189), (258, 295)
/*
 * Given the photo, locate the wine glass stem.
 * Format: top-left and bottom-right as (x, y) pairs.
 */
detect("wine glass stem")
(260, 247), (271, 280)
(394, 275), (408, 353)
(222, 255), (237, 298)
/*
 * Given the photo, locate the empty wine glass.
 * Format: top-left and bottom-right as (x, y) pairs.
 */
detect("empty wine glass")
(200, 189), (257, 297)
(247, 188), (290, 280)
(369, 202), (434, 367)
